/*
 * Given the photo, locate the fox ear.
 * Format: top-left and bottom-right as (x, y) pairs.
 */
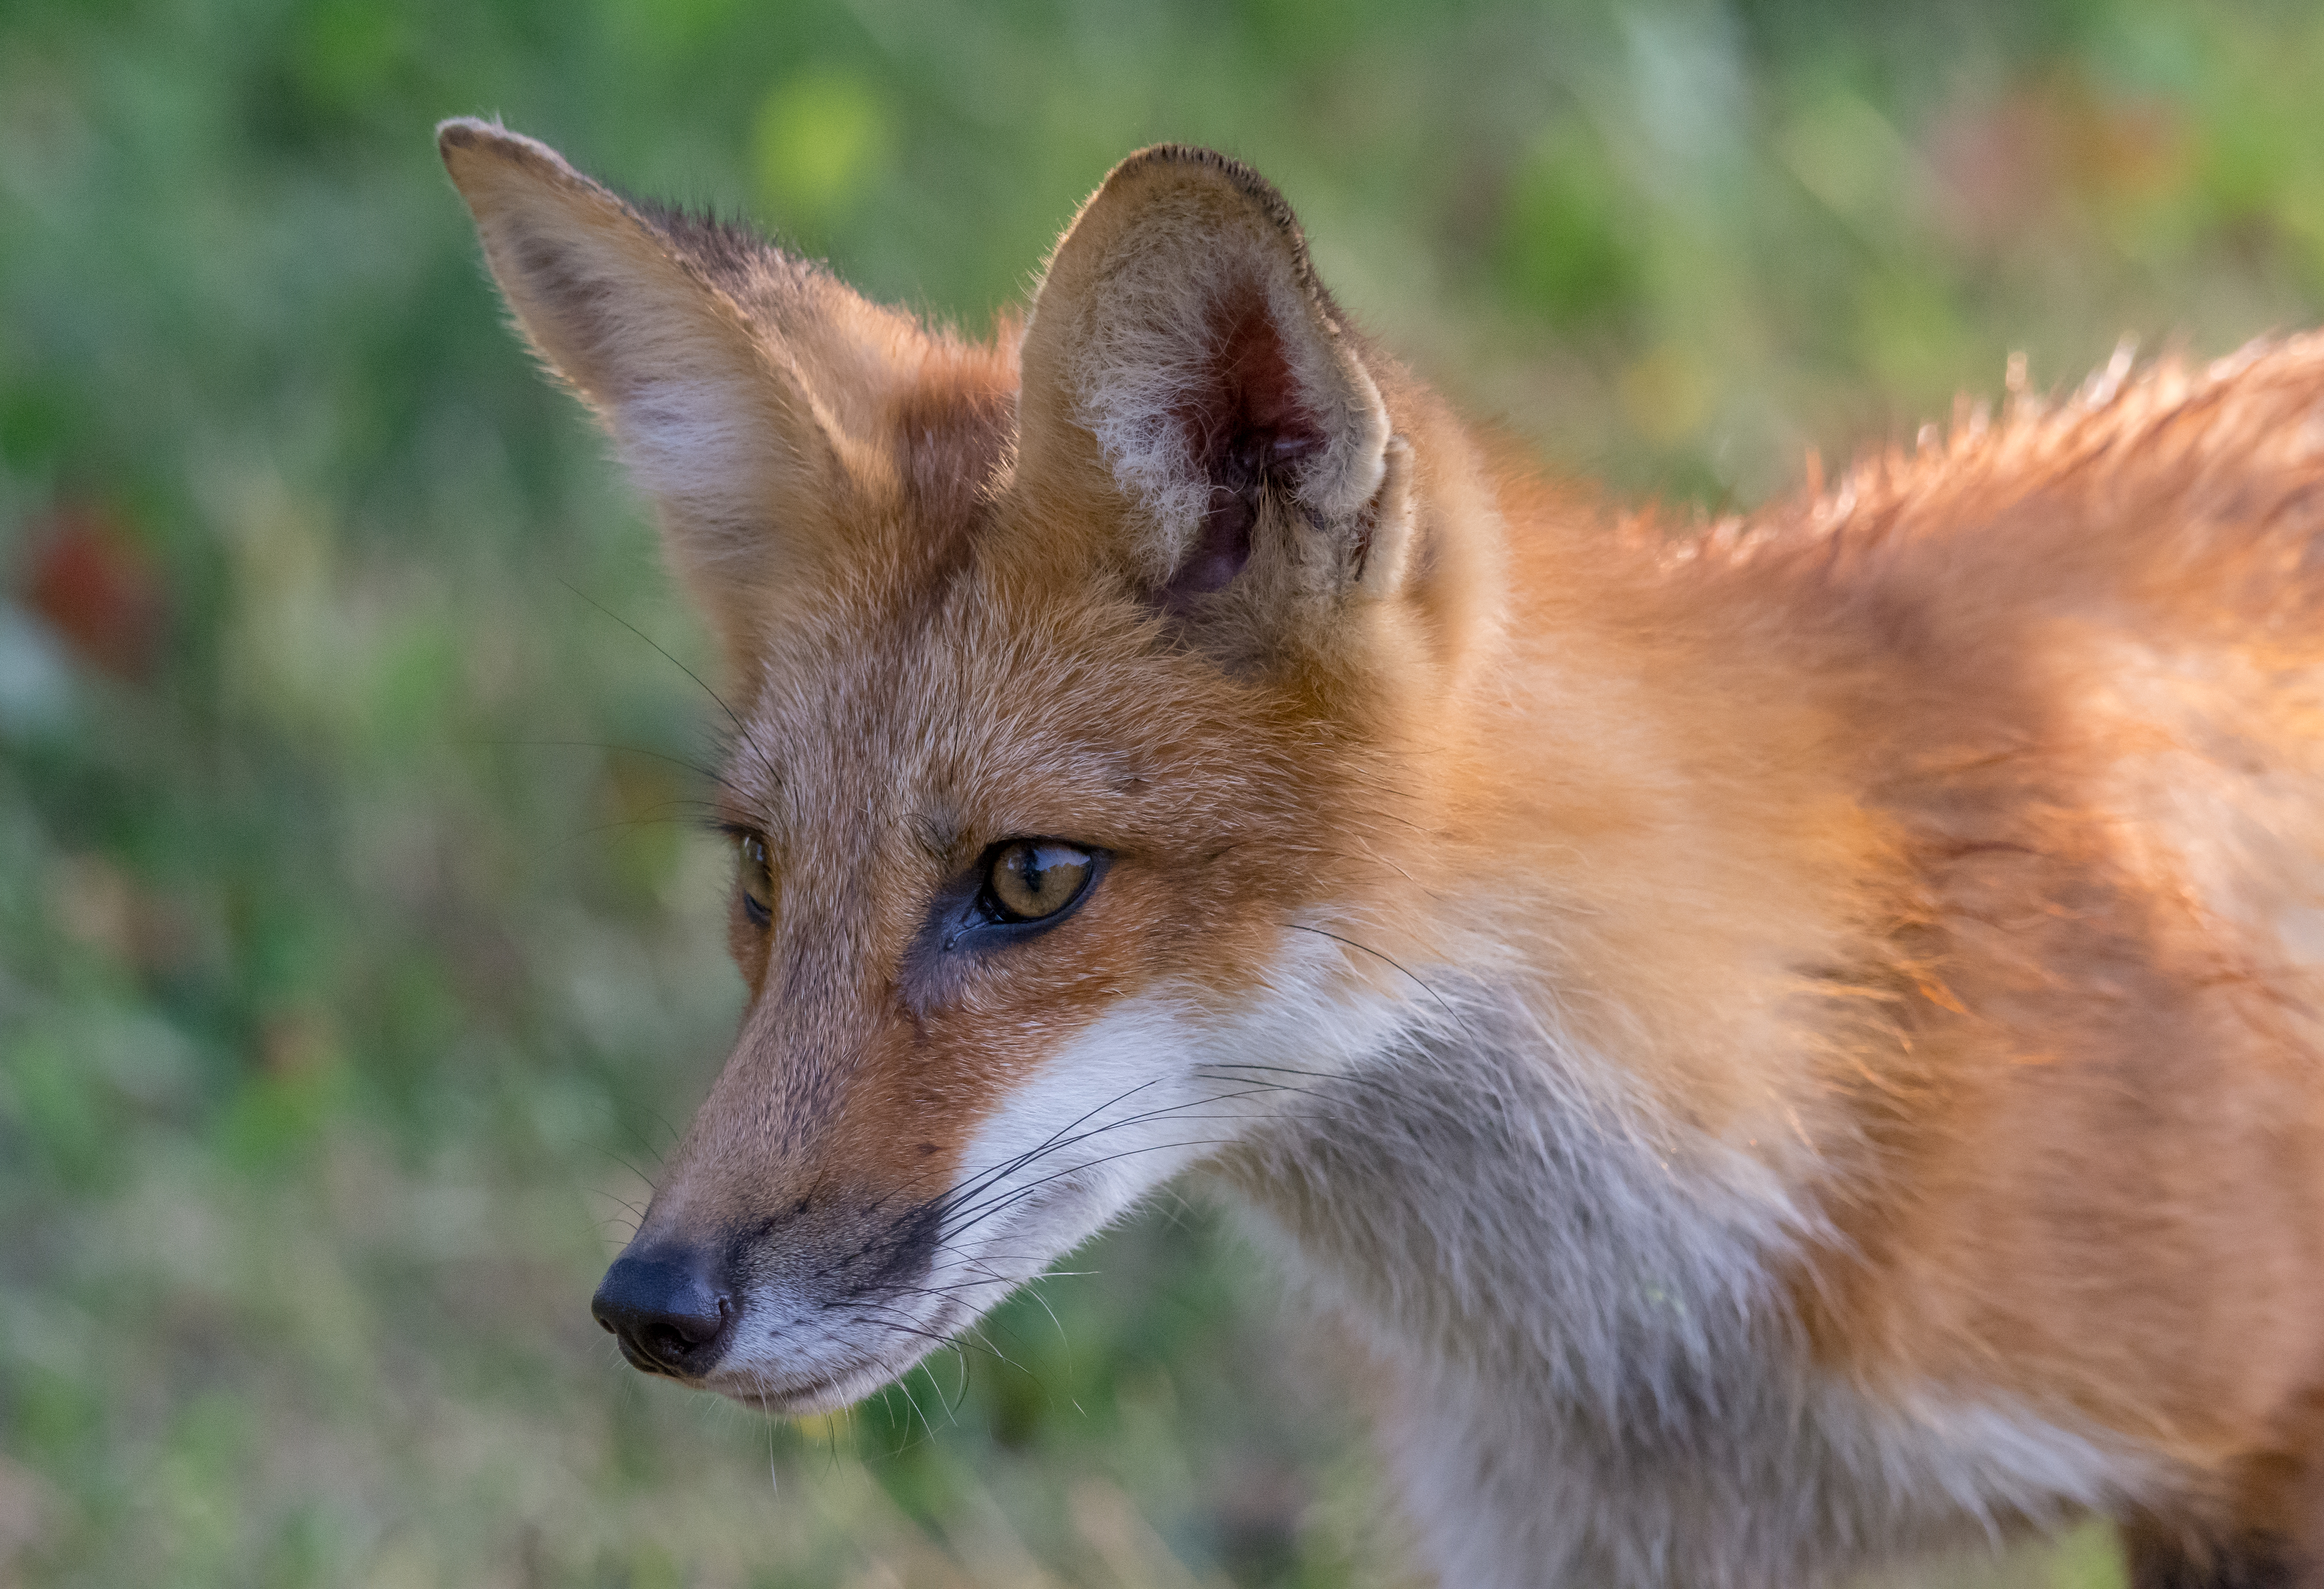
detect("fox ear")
(437, 118), (884, 669)
(1017, 145), (1404, 626)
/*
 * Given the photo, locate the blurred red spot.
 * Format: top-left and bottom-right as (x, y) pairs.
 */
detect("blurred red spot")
(1925, 74), (2187, 254)
(21, 504), (165, 679)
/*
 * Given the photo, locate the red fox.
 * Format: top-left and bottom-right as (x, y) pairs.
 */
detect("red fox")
(440, 116), (2324, 1587)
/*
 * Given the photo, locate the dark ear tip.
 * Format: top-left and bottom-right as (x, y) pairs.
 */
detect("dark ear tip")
(1112, 143), (1274, 198)
(435, 117), (574, 187)
(1104, 143), (1305, 254)
(1117, 142), (1233, 169)
(436, 116), (492, 159)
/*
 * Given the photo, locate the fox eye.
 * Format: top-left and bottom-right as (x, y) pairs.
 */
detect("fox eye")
(981, 840), (1096, 924)
(735, 833), (773, 929)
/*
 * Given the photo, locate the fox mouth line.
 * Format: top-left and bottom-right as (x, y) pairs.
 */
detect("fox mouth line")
(703, 1129), (1225, 1413)
(704, 1292), (976, 1416)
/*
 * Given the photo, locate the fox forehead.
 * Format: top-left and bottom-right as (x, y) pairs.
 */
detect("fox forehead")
(729, 589), (1368, 905)
(718, 466), (1360, 864)
(711, 357), (1120, 828)
(729, 599), (1157, 850)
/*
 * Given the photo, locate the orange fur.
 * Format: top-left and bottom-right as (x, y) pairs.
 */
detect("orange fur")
(442, 119), (2324, 1586)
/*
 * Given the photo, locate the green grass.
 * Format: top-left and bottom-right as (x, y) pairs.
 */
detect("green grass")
(7, 0), (2324, 1582)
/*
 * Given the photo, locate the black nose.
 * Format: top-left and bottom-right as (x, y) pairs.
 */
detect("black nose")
(591, 1247), (735, 1378)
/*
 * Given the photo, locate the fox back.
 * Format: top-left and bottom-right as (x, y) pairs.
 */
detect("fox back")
(442, 119), (2324, 1588)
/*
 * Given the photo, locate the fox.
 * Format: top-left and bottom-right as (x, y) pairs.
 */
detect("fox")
(439, 114), (2324, 1588)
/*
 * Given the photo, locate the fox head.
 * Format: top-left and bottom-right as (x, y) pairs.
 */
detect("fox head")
(440, 120), (1500, 1411)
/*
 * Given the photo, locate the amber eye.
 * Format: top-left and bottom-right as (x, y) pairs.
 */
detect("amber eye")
(982, 840), (1095, 924)
(736, 833), (773, 929)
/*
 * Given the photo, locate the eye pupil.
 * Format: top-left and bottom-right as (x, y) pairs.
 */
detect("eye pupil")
(986, 840), (1094, 923)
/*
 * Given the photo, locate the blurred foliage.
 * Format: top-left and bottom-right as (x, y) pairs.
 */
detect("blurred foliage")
(5, 0), (2324, 1584)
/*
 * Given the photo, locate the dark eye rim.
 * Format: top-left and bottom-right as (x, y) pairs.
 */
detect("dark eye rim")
(950, 838), (1109, 950)
(727, 828), (774, 930)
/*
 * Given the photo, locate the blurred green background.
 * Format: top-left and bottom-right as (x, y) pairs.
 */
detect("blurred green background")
(6, 0), (2324, 1584)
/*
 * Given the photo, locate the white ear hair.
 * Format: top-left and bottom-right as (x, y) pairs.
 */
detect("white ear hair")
(1069, 199), (1388, 556)
(1023, 146), (1391, 592)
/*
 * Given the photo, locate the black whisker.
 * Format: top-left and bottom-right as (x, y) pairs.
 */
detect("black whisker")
(560, 577), (741, 729)
(1282, 921), (1462, 1022)
(938, 1136), (1237, 1247)
(931, 1080), (1308, 1232)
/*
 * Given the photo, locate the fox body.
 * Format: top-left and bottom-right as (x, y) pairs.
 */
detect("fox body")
(442, 118), (2324, 1587)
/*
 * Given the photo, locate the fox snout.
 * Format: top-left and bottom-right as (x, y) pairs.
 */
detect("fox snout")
(590, 1198), (946, 1389)
(585, 957), (972, 1400)
(591, 1153), (957, 1402)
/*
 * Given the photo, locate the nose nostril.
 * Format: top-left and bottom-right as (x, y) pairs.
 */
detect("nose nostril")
(591, 1248), (736, 1376)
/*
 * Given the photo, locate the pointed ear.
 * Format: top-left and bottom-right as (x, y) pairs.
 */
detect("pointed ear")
(437, 118), (887, 668)
(1016, 145), (1406, 627)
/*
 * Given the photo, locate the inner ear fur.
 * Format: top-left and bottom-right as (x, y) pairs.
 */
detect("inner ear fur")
(1017, 145), (1400, 616)
(436, 118), (904, 669)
